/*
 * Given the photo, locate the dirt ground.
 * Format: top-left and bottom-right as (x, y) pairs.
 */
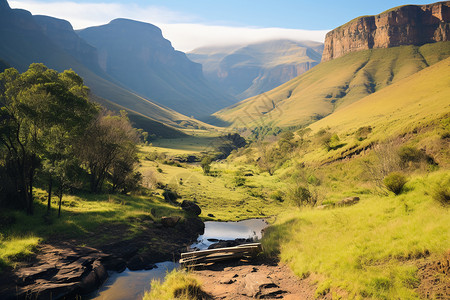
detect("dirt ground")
(191, 258), (331, 300)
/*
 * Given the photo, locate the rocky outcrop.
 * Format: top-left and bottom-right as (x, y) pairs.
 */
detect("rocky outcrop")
(322, 1), (450, 62)
(10, 244), (109, 300)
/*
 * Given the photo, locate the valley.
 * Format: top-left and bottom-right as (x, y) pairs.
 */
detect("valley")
(0, 0), (449, 299)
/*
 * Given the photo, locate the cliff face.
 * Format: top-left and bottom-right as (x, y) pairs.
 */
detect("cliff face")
(322, 1), (450, 62)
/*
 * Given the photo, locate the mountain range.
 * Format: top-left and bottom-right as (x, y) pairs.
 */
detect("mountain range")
(77, 19), (235, 118)
(188, 40), (323, 100)
(213, 2), (450, 129)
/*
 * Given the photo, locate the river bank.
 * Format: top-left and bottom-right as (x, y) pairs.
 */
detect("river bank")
(0, 216), (204, 300)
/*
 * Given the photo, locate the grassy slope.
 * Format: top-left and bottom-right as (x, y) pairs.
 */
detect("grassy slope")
(0, 191), (187, 270)
(255, 54), (450, 298)
(263, 171), (449, 299)
(139, 144), (286, 221)
(304, 56), (450, 164)
(214, 42), (450, 128)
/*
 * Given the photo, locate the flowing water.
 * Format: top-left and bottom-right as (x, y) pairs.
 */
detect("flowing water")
(88, 219), (267, 300)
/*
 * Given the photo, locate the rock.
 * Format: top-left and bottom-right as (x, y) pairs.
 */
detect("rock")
(241, 273), (276, 297)
(101, 256), (126, 273)
(322, 2), (450, 62)
(316, 204), (333, 210)
(182, 217), (205, 237)
(220, 274), (238, 284)
(161, 216), (181, 227)
(180, 200), (202, 216)
(13, 244), (110, 299)
(337, 196), (360, 207)
(127, 255), (145, 271)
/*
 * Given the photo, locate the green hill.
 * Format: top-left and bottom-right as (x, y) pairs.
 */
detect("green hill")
(188, 40), (323, 100)
(213, 42), (450, 128)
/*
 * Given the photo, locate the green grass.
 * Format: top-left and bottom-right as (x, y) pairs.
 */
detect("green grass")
(0, 190), (187, 271)
(262, 170), (450, 298)
(143, 269), (204, 300)
(139, 149), (287, 221)
(214, 42), (450, 128)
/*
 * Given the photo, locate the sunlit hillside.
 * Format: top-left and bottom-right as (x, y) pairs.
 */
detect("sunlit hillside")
(214, 42), (450, 128)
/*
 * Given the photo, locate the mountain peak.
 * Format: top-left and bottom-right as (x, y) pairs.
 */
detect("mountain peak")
(0, 0), (11, 11)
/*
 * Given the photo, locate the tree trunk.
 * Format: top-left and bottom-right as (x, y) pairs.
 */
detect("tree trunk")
(58, 186), (63, 218)
(47, 176), (53, 214)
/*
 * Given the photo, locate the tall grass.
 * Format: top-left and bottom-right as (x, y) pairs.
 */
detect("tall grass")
(262, 170), (450, 298)
(143, 269), (205, 300)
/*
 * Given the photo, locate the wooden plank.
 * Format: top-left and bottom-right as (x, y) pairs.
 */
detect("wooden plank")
(181, 243), (261, 259)
(180, 243), (262, 266)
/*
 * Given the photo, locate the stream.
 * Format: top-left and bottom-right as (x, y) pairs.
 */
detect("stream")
(87, 219), (267, 300)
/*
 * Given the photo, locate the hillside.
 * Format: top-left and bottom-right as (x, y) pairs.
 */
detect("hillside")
(188, 40), (323, 100)
(78, 19), (235, 118)
(305, 56), (450, 164)
(0, 3), (202, 137)
(322, 1), (450, 62)
(213, 42), (450, 128)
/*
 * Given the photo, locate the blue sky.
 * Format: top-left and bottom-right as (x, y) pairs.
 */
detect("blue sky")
(9, 0), (434, 51)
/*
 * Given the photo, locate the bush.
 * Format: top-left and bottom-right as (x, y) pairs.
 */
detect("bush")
(432, 184), (450, 206)
(383, 172), (408, 195)
(289, 184), (317, 206)
(200, 156), (212, 174)
(233, 175), (246, 187)
(269, 190), (284, 202)
(162, 190), (179, 202)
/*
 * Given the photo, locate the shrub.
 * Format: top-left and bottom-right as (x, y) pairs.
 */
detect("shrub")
(289, 184), (317, 206)
(432, 183), (450, 206)
(162, 190), (179, 202)
(355, 126), (372, 141)
(269, 190), (284, 202)
(383, 172), (408, 195)
(200, 156), (212, 174)
(233, 175), (246, 187)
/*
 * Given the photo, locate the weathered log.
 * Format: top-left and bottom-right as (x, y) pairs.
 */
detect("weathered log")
(180, 243), (261, 266)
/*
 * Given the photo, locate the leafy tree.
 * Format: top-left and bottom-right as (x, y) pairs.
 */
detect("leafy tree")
(0, 64), (96, 214)
(78, 110), (140, 193)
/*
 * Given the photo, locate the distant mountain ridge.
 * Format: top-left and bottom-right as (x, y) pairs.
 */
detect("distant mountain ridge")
(0, 1), (199, 137)
(78, 19), (235, 118)
(188, 40), (323, 100)
(322, 1), (450, 62)
(213, 42), (450, 128)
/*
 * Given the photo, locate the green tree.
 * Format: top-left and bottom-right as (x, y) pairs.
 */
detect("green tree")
(0, 64), (96, 214)
(78, 110), (140, 193)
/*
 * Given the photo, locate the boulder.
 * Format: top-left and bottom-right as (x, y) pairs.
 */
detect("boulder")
(337, 196), (360, 207)
(180, 200), (202, 216)
(161, 216), (181, 227)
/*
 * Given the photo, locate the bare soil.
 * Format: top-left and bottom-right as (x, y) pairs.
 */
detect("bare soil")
(191, 257), (331, 300)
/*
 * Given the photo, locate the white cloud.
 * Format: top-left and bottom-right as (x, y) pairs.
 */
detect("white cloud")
(9, 0), (328, 52)
(160, 24), (328, 52)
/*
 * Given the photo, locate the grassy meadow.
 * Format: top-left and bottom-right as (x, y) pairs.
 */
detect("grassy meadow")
(0, 190), (187, 270)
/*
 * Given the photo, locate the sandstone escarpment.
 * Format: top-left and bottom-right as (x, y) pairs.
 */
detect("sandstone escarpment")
(322, 1), (450, 62)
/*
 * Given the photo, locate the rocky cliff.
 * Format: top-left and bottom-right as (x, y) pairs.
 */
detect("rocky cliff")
(322, 1), (450, 62)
